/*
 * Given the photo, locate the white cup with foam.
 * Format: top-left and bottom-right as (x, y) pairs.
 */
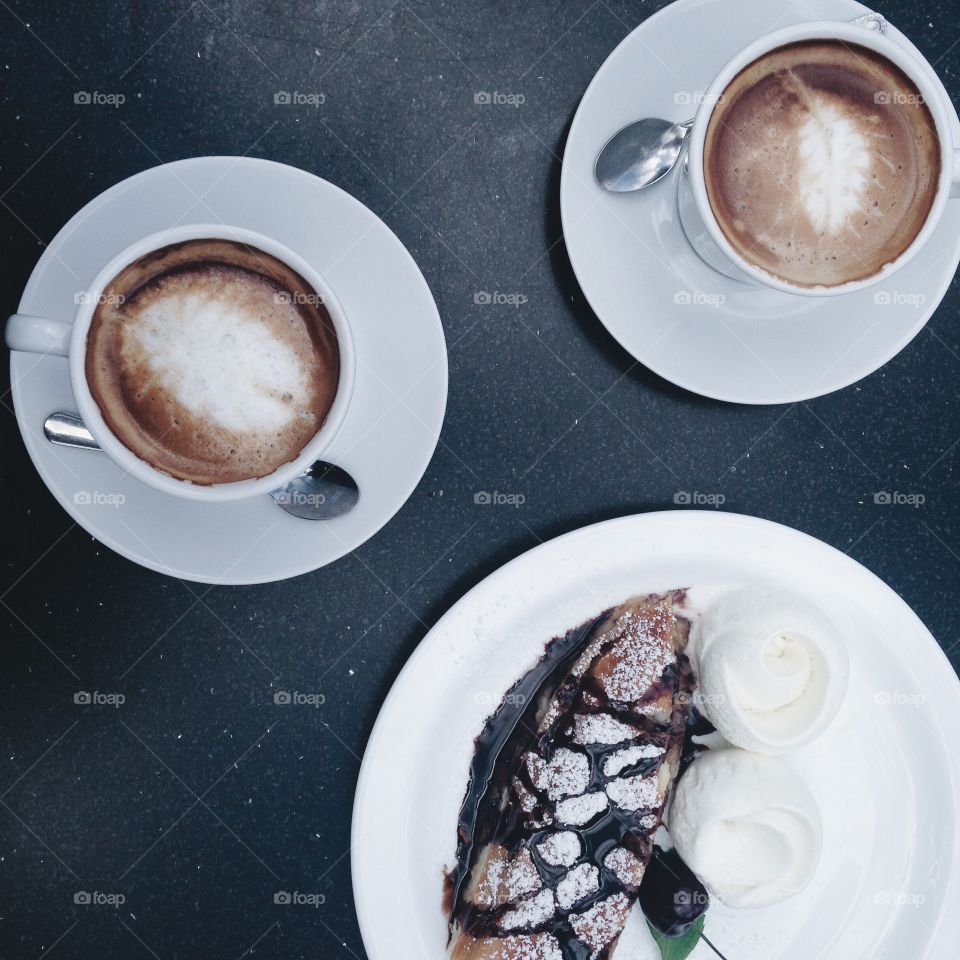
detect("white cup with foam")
(677, 15), (960, 297)
(4, 223), (356, 502)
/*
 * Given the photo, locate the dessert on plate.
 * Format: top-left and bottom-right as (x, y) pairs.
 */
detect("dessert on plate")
(447, 593), (697, 960)
(446, 585), (847, 960)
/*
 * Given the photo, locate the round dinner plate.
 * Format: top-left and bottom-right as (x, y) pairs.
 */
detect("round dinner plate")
(560, 0), (960, 404)
(8, 157), (447, 583)
(353, 511), (960, 960)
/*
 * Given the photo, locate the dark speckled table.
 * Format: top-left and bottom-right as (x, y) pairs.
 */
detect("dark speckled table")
(1, 2), (958, 958)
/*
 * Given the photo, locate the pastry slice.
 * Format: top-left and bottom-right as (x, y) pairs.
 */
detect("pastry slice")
(448, 593), (695, 960)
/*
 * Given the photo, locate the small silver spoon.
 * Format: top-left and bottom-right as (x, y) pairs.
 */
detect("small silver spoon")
(595, 16), (887, 193)
(594, 117), (693, 192)
(43, 412), (360, 521)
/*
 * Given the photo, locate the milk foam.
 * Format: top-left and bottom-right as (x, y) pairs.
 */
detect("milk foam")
(85, 239), (340, 485)
(795, 97), (872, 234)
(127, 289), (310, 435)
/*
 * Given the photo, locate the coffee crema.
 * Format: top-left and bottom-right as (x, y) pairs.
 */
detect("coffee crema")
(704, 40), (941, 287)
(86, 239), (340, 485)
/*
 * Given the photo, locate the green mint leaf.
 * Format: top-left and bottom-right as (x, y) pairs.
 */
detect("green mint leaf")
(647, 915), (705, 960)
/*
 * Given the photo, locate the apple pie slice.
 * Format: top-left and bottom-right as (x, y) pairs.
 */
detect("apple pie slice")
(448, 593), (696, 960)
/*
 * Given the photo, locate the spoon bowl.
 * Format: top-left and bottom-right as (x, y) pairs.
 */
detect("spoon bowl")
(270, 461), (360, 520)
(595, 117), (693, 192)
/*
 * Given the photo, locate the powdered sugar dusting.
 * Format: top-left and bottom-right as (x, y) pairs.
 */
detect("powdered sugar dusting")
(602, 744), (664, 777)
(536, 831), (581, 868)
(555, 791), (608, 826)
(556, 863), (600, 910)
(473, 848), (541, 908)
(599, 608), (675, 702)
(568, 893), (632, 955)
(606, 774), (660, 812)
(526, 748), (590, 801)
(571, 714), (639, 746)
(499, 888), (555, 931)
(604, 847), (646, 887)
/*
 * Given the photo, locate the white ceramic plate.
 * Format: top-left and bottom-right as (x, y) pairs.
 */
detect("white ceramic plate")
(8, 157), (447, 583)
(560, 0), (960, 404)
(353, 511), (960, 960)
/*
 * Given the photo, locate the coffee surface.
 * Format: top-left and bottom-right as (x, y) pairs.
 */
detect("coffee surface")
(704, 40), (941, 287)
(86, 239), (340, 485)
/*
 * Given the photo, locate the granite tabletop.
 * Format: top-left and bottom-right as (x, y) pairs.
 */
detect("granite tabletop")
(1, 1), (959, 957)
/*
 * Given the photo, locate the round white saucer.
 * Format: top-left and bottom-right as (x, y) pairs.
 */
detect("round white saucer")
(352, 511), (960, 960)
(8, 158), (447, 584)
(560, 0), (960, 404)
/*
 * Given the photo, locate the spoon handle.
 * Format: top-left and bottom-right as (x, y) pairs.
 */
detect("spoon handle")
(43, 413), (101, 450)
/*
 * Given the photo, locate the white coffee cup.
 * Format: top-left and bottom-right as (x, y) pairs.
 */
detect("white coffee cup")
(677, 16), (960, 297)
(5, 224), (356, 502)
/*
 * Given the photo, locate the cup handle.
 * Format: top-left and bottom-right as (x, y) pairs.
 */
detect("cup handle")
(5, 314), (72, 356)
(952, 149), (960, 199)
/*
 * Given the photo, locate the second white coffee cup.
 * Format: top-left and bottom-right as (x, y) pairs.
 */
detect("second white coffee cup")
(677, 17), (960, 297)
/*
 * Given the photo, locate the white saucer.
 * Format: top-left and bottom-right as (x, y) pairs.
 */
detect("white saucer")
(352, 511), (960, 960)
(560, 0), (960, 404)
(8, 158), (447, 584)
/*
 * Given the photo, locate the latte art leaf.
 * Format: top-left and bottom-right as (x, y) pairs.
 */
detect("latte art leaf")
(795, 98), (872, 234)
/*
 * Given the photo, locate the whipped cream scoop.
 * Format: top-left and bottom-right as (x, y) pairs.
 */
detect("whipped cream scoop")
(697, 588), (850, 754)
(668, 749), (822, 908)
